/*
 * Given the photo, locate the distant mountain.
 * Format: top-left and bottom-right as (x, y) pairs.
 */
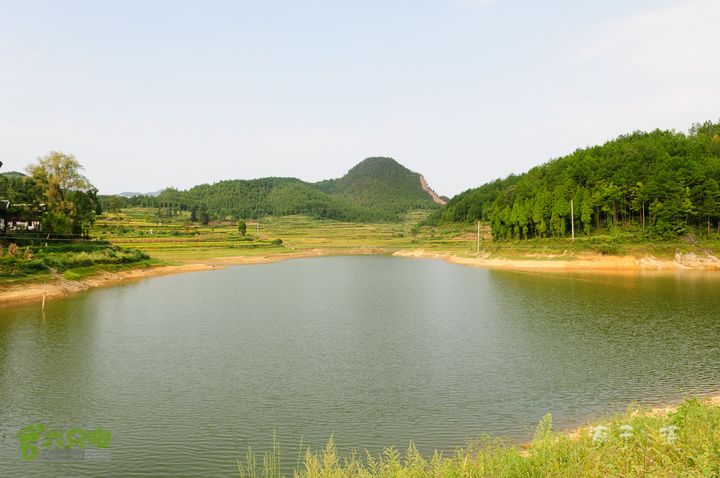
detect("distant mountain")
(117, 157), (442, 222)
(118, 190), (163, 198)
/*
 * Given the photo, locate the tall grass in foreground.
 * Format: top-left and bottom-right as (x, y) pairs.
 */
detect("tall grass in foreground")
(238, 399), (720, 478)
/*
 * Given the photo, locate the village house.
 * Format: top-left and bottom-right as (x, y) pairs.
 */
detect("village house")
(0, 200), (45, 234)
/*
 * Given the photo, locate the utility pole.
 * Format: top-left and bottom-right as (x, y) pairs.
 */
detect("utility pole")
(477, 220), (481, 255)
(256, 221), (260, 237)
(570, 199), (575, 240)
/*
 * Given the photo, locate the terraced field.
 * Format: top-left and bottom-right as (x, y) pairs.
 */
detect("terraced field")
(93, 208), (477, 262)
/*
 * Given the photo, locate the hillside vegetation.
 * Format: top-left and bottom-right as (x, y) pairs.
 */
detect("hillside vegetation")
(107, 157), (439, 223)
(426, 121), (720, 240)
(316, 157), (438, 212)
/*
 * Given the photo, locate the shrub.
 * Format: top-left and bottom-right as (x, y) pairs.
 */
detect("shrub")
(592, 242), (620, 255)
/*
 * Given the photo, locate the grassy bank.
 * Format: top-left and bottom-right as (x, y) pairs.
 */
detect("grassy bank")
(0, 242), (155, 285)
(470, 233), (720, 260)
(238, 398), (720, 478)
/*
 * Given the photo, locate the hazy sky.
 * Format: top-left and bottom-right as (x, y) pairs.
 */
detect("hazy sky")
(1, 0), (719, 197)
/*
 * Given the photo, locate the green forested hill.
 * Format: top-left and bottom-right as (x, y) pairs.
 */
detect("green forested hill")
(426, 121), (720, 239)
(116, 157), (439, 222)
(316, 157), (437, 212)
(178, 178), (386, 221)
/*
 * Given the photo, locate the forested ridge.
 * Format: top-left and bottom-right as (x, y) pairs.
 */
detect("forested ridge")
(316, 157), (437, 212)
(426, 121), (720, 239)
(106, 157), (439, 222)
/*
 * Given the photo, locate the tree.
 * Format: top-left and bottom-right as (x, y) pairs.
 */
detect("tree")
(238, 219), (247, 236)
(700, 179), (719, 235)
(26, 151), (98, 236)
(532, 191), (551, 238)
(550, 187), (569, 237)
(199, 207), (210, 225)
(41, 211), (73, 236)
(598, 182), (622, 229)
(580, 191), (593, 235)
(510, 198), (523, 239)
(26, 151), (92, 215)
(67, 188), (100, 237)
(521, 198), (533, 238)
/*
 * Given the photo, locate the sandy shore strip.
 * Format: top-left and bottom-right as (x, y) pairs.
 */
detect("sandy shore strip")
(0, 248), (386, 308)
(3, 246), (719, 308)
(0, 263), (215, 309)
(392, 249), (720, 271)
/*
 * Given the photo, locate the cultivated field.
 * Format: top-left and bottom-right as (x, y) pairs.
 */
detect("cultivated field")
(93, 208), (477, 262)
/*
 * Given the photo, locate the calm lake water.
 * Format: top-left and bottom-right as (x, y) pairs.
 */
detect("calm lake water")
(1, 256), (719, 476)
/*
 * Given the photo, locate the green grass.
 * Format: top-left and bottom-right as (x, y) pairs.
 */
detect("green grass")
(61, 259), (166, 281)
(0, 242), (152, 283)
(238, 398), (720, 478)
(0, 270), (54, 287)
(451, 229), (720, 261)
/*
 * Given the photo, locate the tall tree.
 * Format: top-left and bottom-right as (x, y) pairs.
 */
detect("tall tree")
(579, 190), (593, 235)
(700, 179), (719, 235)
(26, 151), (92, 215)
(25, 151), (98, 235)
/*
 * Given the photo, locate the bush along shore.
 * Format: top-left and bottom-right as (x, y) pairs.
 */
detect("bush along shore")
(238, 398), (720, 478)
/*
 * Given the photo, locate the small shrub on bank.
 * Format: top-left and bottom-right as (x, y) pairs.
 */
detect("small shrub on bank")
(0, 256), (47, 276)
(591, 242), (621, 255)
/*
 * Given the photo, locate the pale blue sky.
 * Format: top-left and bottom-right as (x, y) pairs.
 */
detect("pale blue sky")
(1, 0), (718, 196)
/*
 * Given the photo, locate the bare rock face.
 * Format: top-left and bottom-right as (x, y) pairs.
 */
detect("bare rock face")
(419, 175), (447, 205)
(673, 252), (720, 269)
